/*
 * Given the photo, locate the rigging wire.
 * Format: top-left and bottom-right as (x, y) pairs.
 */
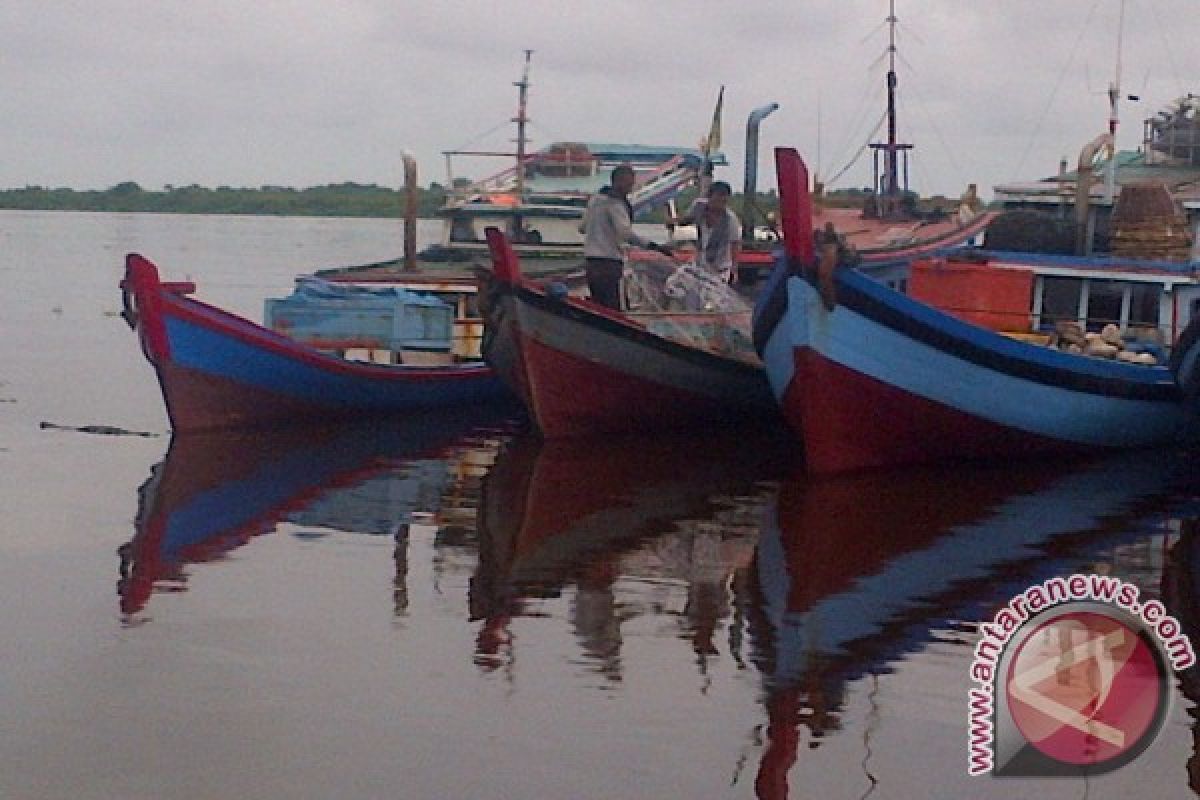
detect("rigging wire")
(447, 118), (516, 153)
(826, 110), (886, 189)
(1142, 0), (1188, 99)
(1011, 0), (1103, 181)
(823, 64), (885, 180)
(898, 81), (964, 192)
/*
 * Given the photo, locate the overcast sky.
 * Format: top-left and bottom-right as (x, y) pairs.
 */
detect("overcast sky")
(4, 1), (1197, 200)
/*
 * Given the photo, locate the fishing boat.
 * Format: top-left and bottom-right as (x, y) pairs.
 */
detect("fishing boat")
(317, 52), (724, 285)
(753, 147), (1190, 474)
(118, 412), (508, 615)
(736, 1), (994, 287)
(120, 253), (512, 433)
(922, 99), (1200, 350)
(481, 227), (778, 437)
(955, 12), (1199, 345)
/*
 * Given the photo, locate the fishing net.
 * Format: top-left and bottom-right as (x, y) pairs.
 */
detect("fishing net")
(621, 256), (758, 363)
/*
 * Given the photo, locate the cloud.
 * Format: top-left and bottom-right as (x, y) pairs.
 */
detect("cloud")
(2, 0), (1197, 199)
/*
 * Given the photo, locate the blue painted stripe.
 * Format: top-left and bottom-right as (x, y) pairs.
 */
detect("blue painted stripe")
(835, 267), (1177, 396)
(965, 247), (1198, 275)
(165, 315), (501, 409)
(790, 277), (1186, 446)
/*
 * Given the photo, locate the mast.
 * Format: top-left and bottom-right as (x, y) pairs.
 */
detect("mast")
(513, 50), (533, 201)
(868, 0), (912, 219)
(1104, 0), (1126, 202)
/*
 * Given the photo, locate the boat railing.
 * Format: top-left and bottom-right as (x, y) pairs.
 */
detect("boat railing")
(630, 156), (696, 213)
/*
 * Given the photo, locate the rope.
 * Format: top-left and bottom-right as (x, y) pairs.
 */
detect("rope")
(448, 119), (516, 153)
(1143, 0), (1188, 99)
(826, 111), (886, 189)
(824, 65), (886, 180)
(1011, 0), (1102, 181)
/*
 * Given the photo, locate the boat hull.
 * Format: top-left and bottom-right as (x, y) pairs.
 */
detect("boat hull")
(760, 270), (1188, 474)
(486, 284), (777, 437)
(123, 254), (510, 433)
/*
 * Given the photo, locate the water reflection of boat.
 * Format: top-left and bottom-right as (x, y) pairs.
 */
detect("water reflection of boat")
(470, 429), (792, 671)
(750, 452), (1182, 799)
(1163, 513), (1200, 793)
(118, 412), (508, 616)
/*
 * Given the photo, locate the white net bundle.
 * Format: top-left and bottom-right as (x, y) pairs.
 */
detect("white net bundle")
(621, 258), (758, 362)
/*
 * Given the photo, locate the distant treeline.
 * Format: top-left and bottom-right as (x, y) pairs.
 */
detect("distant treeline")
(0, 181), (960, 219)
(0, 181), (450, 217)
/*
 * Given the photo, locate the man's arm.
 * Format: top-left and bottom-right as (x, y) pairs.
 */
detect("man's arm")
(611, 202), (650, 248)
(729, 212), (743, 282)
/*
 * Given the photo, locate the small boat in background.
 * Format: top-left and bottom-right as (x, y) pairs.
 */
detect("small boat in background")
(120, 253), (511, 433)
(753, 148), (1189, 474)
(481, 228), (778, 437)
(315, 52), (723, 283)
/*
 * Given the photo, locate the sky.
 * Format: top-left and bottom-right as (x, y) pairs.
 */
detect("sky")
(3, 0), (1198, 201)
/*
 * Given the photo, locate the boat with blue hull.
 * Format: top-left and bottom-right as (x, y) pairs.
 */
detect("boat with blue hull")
(753, 147), (1190, 474)
(121, 253), (512, 433)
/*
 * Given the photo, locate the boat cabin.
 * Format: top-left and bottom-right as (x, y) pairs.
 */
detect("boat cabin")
(907, 252), (1200, 351)
(436, 142), (724, 257)
(268, 276), (487, 364)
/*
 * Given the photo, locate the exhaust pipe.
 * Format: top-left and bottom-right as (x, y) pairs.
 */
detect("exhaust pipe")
(743, 103), (780, 241)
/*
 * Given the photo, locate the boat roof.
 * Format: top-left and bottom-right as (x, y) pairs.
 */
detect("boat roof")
(995, 150), (1200, 209)
(577, 142), (727, 166)
(964, 247), (1200, 279)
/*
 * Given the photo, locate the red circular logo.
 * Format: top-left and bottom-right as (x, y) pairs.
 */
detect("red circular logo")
(1005, 610), (1165, 767)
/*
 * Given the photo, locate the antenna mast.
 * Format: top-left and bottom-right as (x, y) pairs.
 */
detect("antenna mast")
(1104, 0), (1125, 201)
(514, 50), (533, 200)
(868, 0), (912, 219)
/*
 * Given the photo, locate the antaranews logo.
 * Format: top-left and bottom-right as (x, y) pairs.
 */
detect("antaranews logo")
(967, 574), (1195, 777)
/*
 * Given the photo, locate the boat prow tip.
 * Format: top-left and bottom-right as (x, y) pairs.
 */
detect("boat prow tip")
(484, 226), (522, 285)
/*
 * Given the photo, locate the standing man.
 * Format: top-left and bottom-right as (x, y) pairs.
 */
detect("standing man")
(675, 181), (742, 284)
(582, 164), (670, 309)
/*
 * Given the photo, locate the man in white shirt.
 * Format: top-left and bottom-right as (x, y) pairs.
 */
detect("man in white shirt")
(581, 164), (670, 309)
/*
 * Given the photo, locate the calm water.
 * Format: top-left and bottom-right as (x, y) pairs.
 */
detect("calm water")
(3, 210), (1200, 799)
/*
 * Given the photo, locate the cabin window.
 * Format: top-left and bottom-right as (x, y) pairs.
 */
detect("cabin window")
(449, 216), (478, 243)
(1040, 276), (1084, 325)
(1128, 283), (1161, 329)
(1085, 280), (1123, 330)
(464, 293), (481, 318)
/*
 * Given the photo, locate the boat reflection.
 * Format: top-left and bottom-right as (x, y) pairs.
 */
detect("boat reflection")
(1164, 513), (1200, 794)
(115, 408), (1194, 797)
(750, 451), (1185, 799)
(117, 411), (511, 617)
(470, 429), (793, 676)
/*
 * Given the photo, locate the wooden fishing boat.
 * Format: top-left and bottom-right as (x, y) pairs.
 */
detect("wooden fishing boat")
(120, 253), (511, 433)
(753, 148), (1190, 474)
(481, 228), (778, 437)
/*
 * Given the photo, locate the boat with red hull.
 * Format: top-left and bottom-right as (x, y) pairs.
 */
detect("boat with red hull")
(753, 149), (1190, 474)
(481, 229), (777, 437)
(120, 253), (511, 433)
